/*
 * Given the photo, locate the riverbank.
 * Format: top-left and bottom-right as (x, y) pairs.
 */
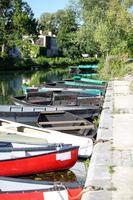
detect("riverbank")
(82, 74), (133, 200)
(0, 56), (98, 71)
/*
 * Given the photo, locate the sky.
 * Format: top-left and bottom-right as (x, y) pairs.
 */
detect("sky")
(25, 0), (69, 19)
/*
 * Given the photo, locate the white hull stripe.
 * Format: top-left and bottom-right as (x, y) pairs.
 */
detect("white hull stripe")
(43, 190), (68, 200)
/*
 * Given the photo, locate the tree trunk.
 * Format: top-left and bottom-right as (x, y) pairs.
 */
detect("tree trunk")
(1, 44), (5, 56)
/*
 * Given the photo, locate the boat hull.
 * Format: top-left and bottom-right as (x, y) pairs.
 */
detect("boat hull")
(0, 188), (82, 200)
(0, 177), (82, 200)
(0, 118), (93, 158)
(0, 146), (78, 176)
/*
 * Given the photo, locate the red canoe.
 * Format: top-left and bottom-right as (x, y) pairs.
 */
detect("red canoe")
(0, 176), (83, 200)
(0, 144), (79, 176)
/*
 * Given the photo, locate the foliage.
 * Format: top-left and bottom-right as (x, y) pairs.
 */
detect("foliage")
(57, 7), (79, 58)
(78, 0), (133, 58)
(0, 0), (133, 76)
(12, 0), (38, 38)
(98, 55), (133, 80)
(0, 0), (38, 56)
(94, 0), (133, 56)
(33, 56), (98, 68)
(130, 81), (133, 94)
(39, 10), (65, 35)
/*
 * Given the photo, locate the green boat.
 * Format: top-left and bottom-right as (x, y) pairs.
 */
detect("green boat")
(64, 81), (105, 91)
(72, 76), (107, 85)
(69, 64), (98, 75)
(78, 73), (97, 77)
(39, 87), (105, 96)
(22, 84), (104, 96)
(70, 64), (98, 70)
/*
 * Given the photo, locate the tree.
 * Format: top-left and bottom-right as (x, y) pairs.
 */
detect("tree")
(0, 0), (13, 55)
(0, 0), (38, 56)
(57, 7), (79, 57)
(78, 0), (133, 57)
(12, 0), (38, 38)
(39, 10), (65, 35)
(94, 0), (133, 55)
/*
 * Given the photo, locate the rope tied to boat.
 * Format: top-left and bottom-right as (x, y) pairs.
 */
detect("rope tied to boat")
(54, 182), (103, 200)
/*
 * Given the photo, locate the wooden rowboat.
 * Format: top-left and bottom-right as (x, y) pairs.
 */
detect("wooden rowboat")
(0, 176), (83, 200)
(72, 76), (107, 85)
(22, 85), (104, 96)
(0, 136), (78, 176)
(38, 111), (97, 138)
(0, 104), (101, 119)
(0, 118), (93, 158)
(44, 80), (106, 90)
(11, 93), (103, 108)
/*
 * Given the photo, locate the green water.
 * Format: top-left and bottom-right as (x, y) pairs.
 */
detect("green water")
(0, 68), (69, 104)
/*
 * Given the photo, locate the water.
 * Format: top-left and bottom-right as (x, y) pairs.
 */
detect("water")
(0, 68), (68, 104)
(0, 68), (89, 186)
(21, 160), (88, 186)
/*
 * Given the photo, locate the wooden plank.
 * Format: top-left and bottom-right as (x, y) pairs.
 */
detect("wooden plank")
(45, 125), (94, 131)
(39, 120), (89, 125)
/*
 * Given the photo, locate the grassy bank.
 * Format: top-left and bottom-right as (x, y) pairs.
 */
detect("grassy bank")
(0, 56), (99, 71)
(98, 57), (133, 80)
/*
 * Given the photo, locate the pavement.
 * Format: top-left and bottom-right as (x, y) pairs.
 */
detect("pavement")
(81, 75), (133, 200)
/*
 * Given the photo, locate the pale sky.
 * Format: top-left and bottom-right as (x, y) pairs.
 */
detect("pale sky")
(25, 0), (69, 18)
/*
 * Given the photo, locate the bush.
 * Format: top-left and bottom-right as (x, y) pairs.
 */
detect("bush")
(98, 55), (133, 79)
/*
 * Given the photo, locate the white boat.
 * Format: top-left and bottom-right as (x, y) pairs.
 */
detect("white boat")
(0, 118), (93, 158)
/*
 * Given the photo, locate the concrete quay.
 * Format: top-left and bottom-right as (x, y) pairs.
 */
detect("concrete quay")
(82, 75), (133, 200)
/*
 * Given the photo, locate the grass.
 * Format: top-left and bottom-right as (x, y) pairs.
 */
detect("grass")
(98, 58), (133, 80)
(83, 159), (90, 169)
(130, 81), (133, 94)
(107, 183), (117, 191)
(112, 105), (121, 114)
(92, 116), (100, 128)
(108, 165), (115, 174)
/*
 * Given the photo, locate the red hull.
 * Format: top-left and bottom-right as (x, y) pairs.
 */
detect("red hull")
(0, 188), (82, 200)
(0, 147), (78, 176)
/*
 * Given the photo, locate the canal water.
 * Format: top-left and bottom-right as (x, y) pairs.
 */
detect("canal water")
(0, 68), (69, 104)
(0, 68), (89, 186)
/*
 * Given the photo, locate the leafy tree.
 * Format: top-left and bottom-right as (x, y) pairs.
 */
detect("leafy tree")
(57, 7), (79, 57)
(77, 0), (111, 56)
(39, 10), (65, 35)
(0, 0), (13, 55)
(94, 0), (133, 55)
(12, 0), (38, 38)
(0, 0), (38, 56)
(78, 0), (133, 57)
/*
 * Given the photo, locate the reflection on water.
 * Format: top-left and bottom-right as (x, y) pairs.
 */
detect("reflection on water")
(21, 160), (88, 186)
(0, 68), (68, 104)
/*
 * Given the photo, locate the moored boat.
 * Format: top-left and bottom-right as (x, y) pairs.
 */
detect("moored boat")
(38, 111), (97, 138)
(72, 76), (107, 85)
(69, 64), (98, 75)
(0, 137), (79, 176)
(0, 104), (101, 119)
(43, 80), (106, 90)
(0, 118), (93, 158)
(22, 85), (104, 96)
(0, 176), (83, 200)
(11, 93), (103, 109)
